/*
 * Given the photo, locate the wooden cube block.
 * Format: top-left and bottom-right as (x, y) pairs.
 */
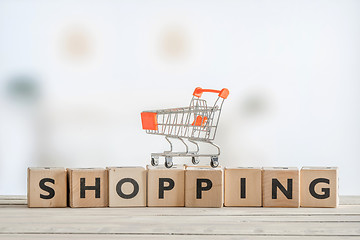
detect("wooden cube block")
(108, 167), (146, 207)
(224, 167), (262, 207)
(27, 168), (67, 208)
(185, 167), (223, 208)
(300, 167), (338, 208)
(147, 165), (185, 207)
(262, 167), (300, 208)
(68, 168), (108, 208)
(184, 165), (213, 169)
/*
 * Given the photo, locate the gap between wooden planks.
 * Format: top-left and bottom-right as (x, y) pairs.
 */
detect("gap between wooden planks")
(0, 195), (359, 238)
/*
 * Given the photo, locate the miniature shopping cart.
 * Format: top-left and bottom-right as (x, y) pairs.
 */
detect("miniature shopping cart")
(141, 87), (229, 168)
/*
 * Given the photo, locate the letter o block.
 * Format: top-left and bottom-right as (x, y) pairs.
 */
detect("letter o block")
(147, 165), (185, 207)
(262, 167), (300, 208)
(108, 167), (146, 207)
(300, 167), (338, 208)
(27, 168), (67, 208)
(185, 167), (223, 208)
(68, 168), (108, 208)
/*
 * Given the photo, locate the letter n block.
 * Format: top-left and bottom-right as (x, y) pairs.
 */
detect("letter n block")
(68, 168), (108, 208)
(27, 168), (67, 208)
(185, 167), (223, 208)
(147, 165), (185, 207)
(108, 167), (146, 207)
(300, 167), (338, 208)
(224, 167), (262, 207)
(262, 167), (300, 208)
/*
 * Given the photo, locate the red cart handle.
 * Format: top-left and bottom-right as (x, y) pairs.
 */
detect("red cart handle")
(193, 87), (229, 99)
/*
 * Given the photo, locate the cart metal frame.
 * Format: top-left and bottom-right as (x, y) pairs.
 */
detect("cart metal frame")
(141, 87), (229, 168)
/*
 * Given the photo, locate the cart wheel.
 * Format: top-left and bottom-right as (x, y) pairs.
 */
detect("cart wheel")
(210, 156), (219, 168)
(192, 157), (200, 165)
(151, 157), (159, 166)
(165, 156), (173, 168)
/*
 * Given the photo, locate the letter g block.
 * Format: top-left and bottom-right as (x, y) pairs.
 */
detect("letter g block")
(300, 167), (338, 208)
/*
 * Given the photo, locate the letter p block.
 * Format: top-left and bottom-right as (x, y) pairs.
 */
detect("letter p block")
(147, 165), (185, 207)
(185, 167), (223, 207)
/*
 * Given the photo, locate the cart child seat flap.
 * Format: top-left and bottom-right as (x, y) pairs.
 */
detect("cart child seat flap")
(192, 115), (208, 126)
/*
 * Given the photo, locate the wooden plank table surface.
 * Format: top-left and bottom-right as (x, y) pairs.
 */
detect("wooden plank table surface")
(0, 195), (359, 239)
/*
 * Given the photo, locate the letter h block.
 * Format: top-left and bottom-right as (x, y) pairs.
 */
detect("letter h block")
(27, 167), (67, 208)
(300, 167), (338, 208)
(147, 165), (185, 207)
(68, 168), (108, 208)
(108, 167), (146, 207)
(262, 167), (300, 208)
(185, 167), (223, 208)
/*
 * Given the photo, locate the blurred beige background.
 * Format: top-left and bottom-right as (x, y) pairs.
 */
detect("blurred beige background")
(0, 0), (359, 195)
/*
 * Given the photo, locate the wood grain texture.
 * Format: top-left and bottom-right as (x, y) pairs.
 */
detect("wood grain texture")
(262, 167), (300, 208)
(108, 167), (146, 207)
(0, 206), (360, 236)
(0, 196), (360, 239)
(1, 234), (360, 240)
(185, 167), (223, 207)
(68, 168), (108, 208)
(2, 204), (360, 215)
(147, 165), (185, 207)
(300, 167), (338, 208)
(27, 168), (67, 208)
(224, 167), (262, 207)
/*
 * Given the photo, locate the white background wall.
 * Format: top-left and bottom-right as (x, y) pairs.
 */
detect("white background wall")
(0, 0), (359, 195)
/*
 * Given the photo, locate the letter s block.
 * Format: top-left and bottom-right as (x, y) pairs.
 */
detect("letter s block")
(300, 167), (338, 208)
(108, 167), (146, 207)
(262, 167), (300, 208)
(27, 168), (67, 208)
(68, 168), (108, 208)
(147, 165), (185, 207)
(185, 167), (223, 208)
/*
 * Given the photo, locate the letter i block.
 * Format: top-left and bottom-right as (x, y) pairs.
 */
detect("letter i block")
(27, 168), (67, 208)
(300, 167), (338, 208)
(224, 167), (262, 207)
(147, 165), (185, 207)
(262, 167), (300, 208)
(185, 167), (223, 208)
(108, 167), (146, 207)
(68, 168), (108, 208)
